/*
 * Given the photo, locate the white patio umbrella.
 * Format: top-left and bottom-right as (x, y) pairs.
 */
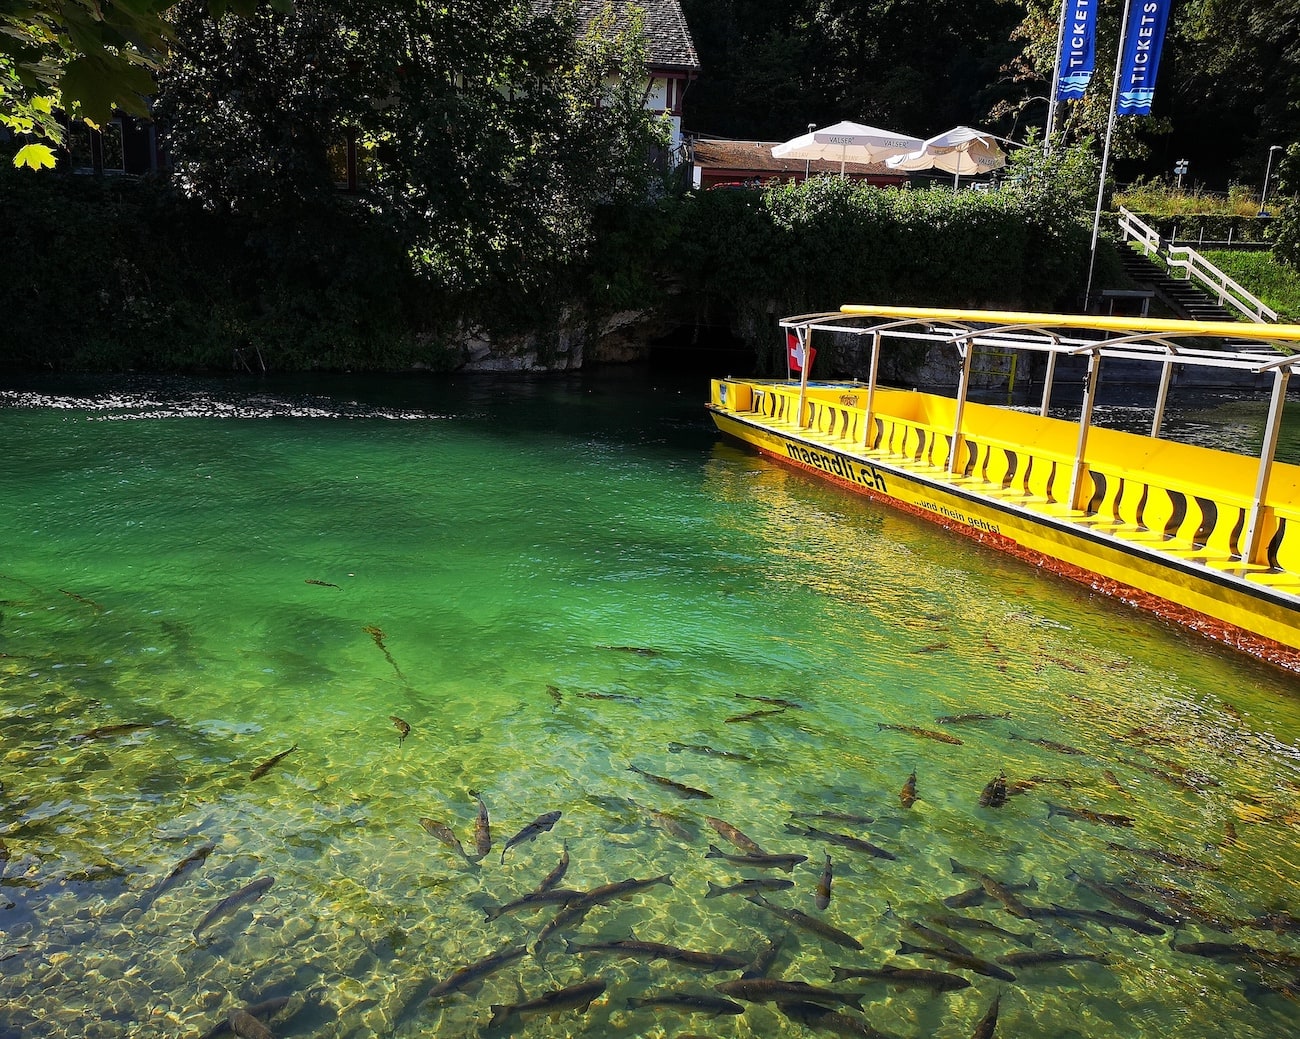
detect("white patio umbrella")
(771, 120), (925, 177)
(886, 126), (1006, 189)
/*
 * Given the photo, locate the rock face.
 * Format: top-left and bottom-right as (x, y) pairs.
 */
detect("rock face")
(456, 308), (671, 372)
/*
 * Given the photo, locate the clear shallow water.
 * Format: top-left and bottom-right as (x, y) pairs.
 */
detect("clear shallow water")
(0, 371), (1298, 1039)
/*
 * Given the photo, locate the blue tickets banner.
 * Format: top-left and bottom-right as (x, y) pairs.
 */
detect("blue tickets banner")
(1056, 0), (1097, 100)
(1116, 0), (1172, 116)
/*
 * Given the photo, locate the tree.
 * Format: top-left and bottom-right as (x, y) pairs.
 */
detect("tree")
(0, 0), (289, 170)
(156, 0), (667, 304)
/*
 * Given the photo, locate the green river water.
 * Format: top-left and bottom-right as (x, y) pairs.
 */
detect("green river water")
(0, 371), (1297, 1039)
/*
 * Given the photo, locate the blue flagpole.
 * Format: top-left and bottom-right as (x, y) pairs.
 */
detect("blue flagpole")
(1084, 0), (1134, 310)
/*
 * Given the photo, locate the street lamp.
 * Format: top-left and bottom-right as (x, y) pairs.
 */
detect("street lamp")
(1259, 144), (1283, 217)
(805, 122), (815, 182)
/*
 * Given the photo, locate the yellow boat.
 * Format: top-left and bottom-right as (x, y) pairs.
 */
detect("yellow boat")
(708, 305), (1300, 671)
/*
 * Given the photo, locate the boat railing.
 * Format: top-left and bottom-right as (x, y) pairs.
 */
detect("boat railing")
(765, 305), (1300, 567)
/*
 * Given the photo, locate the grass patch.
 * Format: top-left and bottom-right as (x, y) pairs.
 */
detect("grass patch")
(1115, 179), (1260, 218)
(1203, 250), (1300, 322)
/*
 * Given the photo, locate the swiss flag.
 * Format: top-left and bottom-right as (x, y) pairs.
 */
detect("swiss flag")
(787, 332), (816, 374)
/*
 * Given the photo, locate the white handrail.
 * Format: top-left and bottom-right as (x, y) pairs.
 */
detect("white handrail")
(1166, 244), (1279, 323)
(1116, 206), (1278, 324)
(1117, 206), (1162, 258)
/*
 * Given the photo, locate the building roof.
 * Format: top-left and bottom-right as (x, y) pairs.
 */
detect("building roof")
(532, 0), (699, 71)
(690, 138), (902, 178)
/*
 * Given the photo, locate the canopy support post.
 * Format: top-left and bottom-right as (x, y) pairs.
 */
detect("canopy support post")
(1243, 367), (1290, 563)
(947, 337), (974, 475)
(1067, 351), (1102, 511)
(1151, 358), (1175, 437)
(862, 329), (882, 450)
(797, 326), (811, 428)
(1039, 351), (1059, 417)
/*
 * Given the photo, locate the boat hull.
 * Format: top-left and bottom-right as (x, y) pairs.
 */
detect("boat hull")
(709, 401), (1300, 671)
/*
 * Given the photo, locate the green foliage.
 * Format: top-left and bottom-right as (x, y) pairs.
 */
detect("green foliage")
(1202, 250), (1300, 322)
(1271, 145), (1300, 271)
(1115, 178), (1267, 218)
(0, 0), (292, 166)
(0, 165), (440, 370)
(670, 178), (1094, 371)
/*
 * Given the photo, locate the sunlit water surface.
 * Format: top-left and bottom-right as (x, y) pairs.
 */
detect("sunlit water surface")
(1, 372), (1297, 1039)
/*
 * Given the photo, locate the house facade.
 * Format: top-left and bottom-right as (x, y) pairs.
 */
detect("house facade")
(533, 0), (699, 153)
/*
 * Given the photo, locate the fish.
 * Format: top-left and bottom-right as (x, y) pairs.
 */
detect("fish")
(876, 723), (962, 745)
(627, 764), (712, 800)
(487, 978), (606, 1029)
(1046, 802), (1134, 828)
(936, 712), (1011, 724)
(724, 707), (787, 723)
(1066, 871), (1180, 925)
(500, 810), (562, 864)
(895, 940), (1016, 982)
(829, 964), (970, 992)
(745, 893), (864, 951)
(925, 913), (1035, 947)
(668, 741), (750, 761)
(1173, 941), (1300, 969)
(785, 822), (897, 861)
(70, 722), (155, 742)
(1009, 732), (1086, 755)
(1026, 903), (1165, 936)
(470, 793), (492, 859)
(1105, 842), (1219, 871)
(534, 874), (676, 948)
(900, 770), (918, 808)
(706, 816), (766, 855)
(192, 876), (274, 939)
(363, 624), (403, 678)
(496, 806), (559, 863)
(706, 843), (807, 872)
(914, 642), (950, 653)
(948, 859), (1035, 918)
(626, 991), (745, 1015)
(564, 935), (752, 971)
(791, 810), (876, 826)
(971, 993), (1001, 1039)
(483, 888), (584, 922)
(228, 1009), (273, 1039)
(418, 818), (469, 860)
(1244, 910), (1300, 935)
(705, 877), (794, 899)
(740, 933), (785, 978)
(546, 684), (563, 706)
(597, 645), (660, 656)
(249, 744), (297, 781)
(905, 922), (973, 957)
(578, 691), (642, 704)
(304, 578), (339, 588)
(778, 1000), (893, 1037)
(735, 693), (804, 709)
(643, 805), (696, 842)
(535, 842), (572, 889)
(978, 771), (1008, 809)
(196, 998), (292, 1039)
(389, 716), (410, 744)
(137, 841), (215, 913)
(942, 881), (1036, 910)
(422, 943), (528, 1002)
(715, 978), (864, 1011)
(997, 948), (1109, 967)
(816, 854), (833, 910)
